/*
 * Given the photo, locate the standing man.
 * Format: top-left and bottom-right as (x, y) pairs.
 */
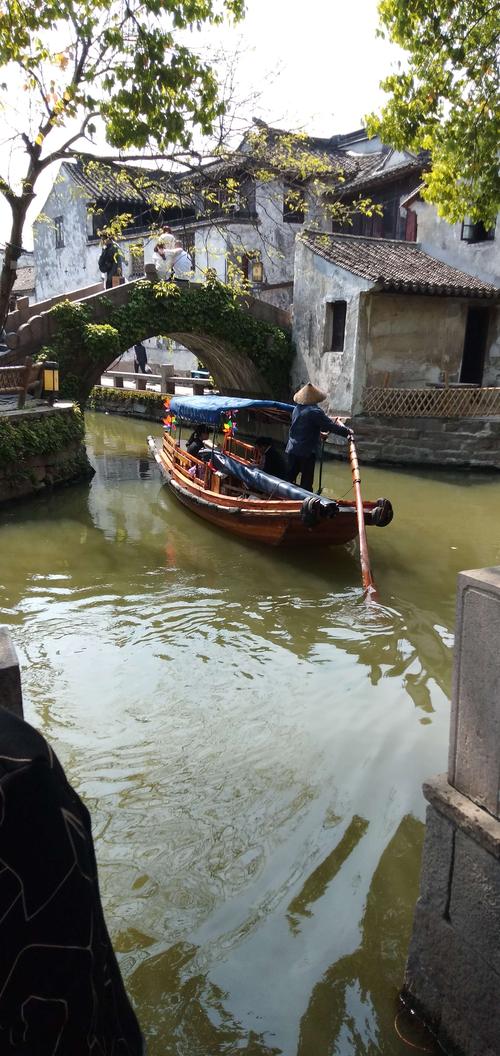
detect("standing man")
(98, 237), (125, 289)
(133, 342), (148, 374)
(286, 382), (353, 492)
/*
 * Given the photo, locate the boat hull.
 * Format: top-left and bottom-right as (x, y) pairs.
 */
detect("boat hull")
(147, 437), (389, 548)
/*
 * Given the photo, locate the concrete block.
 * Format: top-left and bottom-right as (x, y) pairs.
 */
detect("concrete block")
(449, 567), (500, 818)
(405, 902), (500, 1056)
(449, 828), (500, 975)
(424, 775), (500, 860)
(0, 630), (23, 717)
(419, 804), (454, 913)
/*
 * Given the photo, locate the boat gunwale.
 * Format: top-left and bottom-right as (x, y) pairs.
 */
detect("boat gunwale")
(148, 436), (370, 517)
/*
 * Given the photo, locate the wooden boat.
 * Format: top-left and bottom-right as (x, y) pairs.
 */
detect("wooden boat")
(147, 395), (393, 548)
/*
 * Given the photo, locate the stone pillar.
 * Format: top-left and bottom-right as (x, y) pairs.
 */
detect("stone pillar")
(403, 567), (500, 1056)
(160, 365), (175, 393)
(0, 629), (24, 717)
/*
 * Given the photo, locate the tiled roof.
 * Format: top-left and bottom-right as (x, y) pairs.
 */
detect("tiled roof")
(332, 151), (426, 195)
(63, 159), (172, 203)
(13, 267), (35, 293)
(300, 232), (499, 298)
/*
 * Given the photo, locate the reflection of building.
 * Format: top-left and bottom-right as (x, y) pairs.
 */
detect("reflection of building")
(297, 816), (424, 1056)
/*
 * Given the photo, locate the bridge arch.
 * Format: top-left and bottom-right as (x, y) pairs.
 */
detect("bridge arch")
(6, 278), (292, 405)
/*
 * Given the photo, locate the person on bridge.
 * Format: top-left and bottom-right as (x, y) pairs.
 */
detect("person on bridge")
(98, 237), (125, 289)
(133, 342), (148, 374)
(286, 382), (353, 493)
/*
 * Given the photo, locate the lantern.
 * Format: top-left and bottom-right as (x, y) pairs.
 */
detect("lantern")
(42, 361), (59, 405)
(250, 259), (264, 284)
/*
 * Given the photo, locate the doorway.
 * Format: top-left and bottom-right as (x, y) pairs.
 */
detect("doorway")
(460, 307), (490, 384)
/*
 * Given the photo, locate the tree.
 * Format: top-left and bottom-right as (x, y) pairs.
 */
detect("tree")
(367, 0), (500, 226)
(0, 0), (244, 327)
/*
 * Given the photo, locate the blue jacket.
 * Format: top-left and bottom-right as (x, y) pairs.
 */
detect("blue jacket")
(285, 404), (350, 457)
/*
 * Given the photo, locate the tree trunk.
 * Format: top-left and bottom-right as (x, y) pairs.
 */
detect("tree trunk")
(0, 196), (32, 335)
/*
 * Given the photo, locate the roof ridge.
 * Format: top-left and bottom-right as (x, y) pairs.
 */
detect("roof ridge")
(302, 230), (421, 249)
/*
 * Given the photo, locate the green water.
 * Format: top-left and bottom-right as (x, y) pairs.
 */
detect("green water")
(2, 411), (500, 1056)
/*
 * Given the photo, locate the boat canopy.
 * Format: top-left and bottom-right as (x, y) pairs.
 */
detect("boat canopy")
(169, 395), (294, 425)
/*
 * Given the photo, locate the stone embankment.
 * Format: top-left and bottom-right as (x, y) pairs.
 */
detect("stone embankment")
(350, 416), (500, 470)
(0, 404), (94, 505)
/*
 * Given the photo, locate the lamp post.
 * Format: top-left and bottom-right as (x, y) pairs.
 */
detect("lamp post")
(42, 361), (59, 405)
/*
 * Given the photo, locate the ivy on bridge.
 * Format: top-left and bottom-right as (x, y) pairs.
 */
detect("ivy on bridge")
(40, 277), (293, 406)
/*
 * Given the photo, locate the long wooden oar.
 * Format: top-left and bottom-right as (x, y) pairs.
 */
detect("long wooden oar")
(348, 437), (379, 602)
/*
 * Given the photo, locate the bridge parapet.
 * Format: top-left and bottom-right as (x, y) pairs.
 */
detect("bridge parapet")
(1, 276), (292, 404)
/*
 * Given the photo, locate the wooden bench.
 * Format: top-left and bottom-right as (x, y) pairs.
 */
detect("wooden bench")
(0, 356), (42, 408)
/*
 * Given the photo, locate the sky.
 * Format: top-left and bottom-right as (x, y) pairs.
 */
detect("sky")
(1, 0), (402, 250)
(201, 0), (400, 136)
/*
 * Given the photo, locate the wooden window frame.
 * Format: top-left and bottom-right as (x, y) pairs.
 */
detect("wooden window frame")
(326, 300), (347, 353)
(54, 216), (65, 249)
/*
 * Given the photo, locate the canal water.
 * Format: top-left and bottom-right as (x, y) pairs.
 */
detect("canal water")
(2, 411), (500, 1056)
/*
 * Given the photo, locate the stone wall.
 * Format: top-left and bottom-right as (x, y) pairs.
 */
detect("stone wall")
(89, 388), (165, 422)
(349, 415), (500, 469)
(414, 200), (500, 287)
(0, 405), (94, 505)
(292, 239), (369, 414)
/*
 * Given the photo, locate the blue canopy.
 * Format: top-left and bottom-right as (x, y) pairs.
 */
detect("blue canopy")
(169, 395), (294, 425)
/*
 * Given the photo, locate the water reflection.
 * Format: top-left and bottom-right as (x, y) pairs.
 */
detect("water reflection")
(0, 413), (499, 1055)
(129, 942), (282, 1056)
(297, 816), (431, 1056)
(287, 816), (370, 934)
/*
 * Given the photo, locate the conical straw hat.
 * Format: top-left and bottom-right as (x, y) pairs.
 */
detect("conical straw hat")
(293, 382), (327, 405)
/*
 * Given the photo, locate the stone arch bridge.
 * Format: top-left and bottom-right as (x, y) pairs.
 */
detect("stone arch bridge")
(3, 274), (292, 405)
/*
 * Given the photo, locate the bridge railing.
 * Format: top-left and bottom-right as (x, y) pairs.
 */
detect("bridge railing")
(100, 367), (215, 395)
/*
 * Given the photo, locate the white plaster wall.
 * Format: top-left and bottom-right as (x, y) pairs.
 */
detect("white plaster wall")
(365, 294), (467, 386)
(34, 167), (154, 300)
(193, 179), (298, 290)
(115, 337), (197, 373)
(414, 201), (500, 286)
(357, 296), (500, 392)
(34, 166), (91, 299)
(292, 240), (370, 415)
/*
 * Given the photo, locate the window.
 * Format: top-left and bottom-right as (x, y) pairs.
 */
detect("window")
(54, 216), (64, 249)
(328, 301), (347, 352)
(283, 182), (305, 223)
(461, 219), (495, 244)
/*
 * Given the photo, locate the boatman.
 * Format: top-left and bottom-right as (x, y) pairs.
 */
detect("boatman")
(286, 382), (353, 492)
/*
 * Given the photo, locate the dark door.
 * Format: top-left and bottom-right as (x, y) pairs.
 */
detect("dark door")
(460, 308), (490, 384)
